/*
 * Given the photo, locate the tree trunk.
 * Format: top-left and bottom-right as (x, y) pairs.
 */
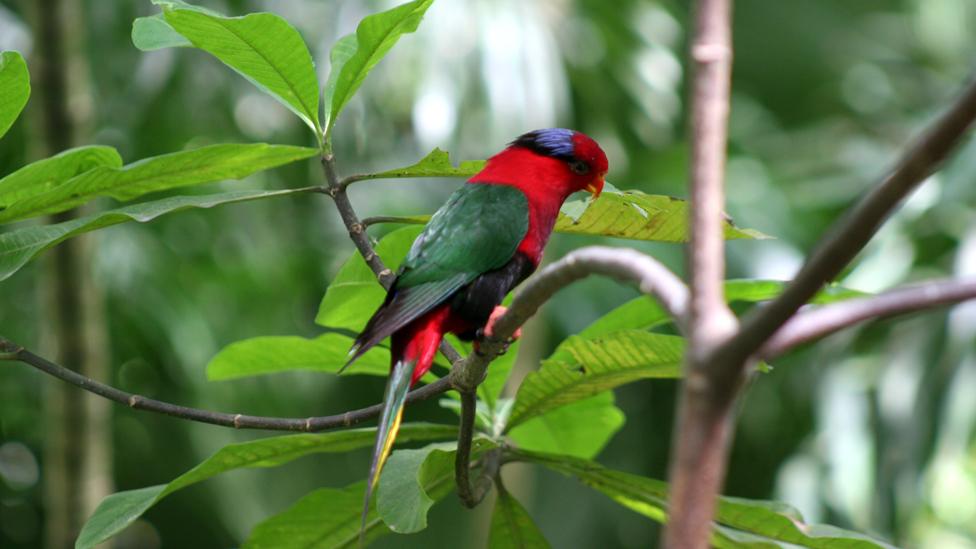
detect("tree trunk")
(25, 0), (113, 546)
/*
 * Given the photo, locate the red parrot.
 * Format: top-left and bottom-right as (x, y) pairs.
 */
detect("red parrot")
(343, 128), (608, 524)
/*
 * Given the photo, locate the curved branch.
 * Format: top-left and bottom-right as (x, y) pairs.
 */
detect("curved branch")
(454, 390), (494, 507)
(0, 337), (451, 432)
(760, 278), (976, 359)
(724, 74), (976, 366)
(449, 246), (688, 392)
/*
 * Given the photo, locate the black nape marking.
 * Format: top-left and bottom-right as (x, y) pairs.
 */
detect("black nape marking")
(511, 128), (576, 161)
(451, 253), (535, 340)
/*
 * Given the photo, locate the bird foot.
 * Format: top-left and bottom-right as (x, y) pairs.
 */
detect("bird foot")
(473, 306), (520, 356)
(485, 305), (521, 340)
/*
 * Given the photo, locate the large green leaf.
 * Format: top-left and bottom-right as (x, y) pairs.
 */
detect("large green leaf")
(326, 0), (434, 134)
(556, 188), (767, 242)
(508, 391), (624, 460)
(206, 332), (390, 381)
(376, 438), (495, 533)
(0, 146), (122, 208)
(243, 481), (390, 549)
(0, 143), (317, 223)
(350, 148), (486, 183)
(75, 424), (455, 549)
(164, 8), (321, 135)
(507, 332), (683, 429)
(0, 188), (311, 283)
(0, 51), (30, 139)
(315, 226), (423, 331)
(580, 279), (866, 339)
(516, 450), (895, 549)
(489, 485), (552, 549)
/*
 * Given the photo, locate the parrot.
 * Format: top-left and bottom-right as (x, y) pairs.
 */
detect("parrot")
(342, 128), (608, 528)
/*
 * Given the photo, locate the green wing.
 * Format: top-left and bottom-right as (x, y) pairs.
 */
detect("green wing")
(349, 184), (529, 360)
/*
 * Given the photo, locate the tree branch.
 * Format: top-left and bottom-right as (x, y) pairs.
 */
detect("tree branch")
(448, 246), (689, 393)
(454, 390), (494, 507)
(723, 74), (976, 366)
(760, 278), (976, 359)
(666, 1), (739, 547)
(0, 336), (452, 432)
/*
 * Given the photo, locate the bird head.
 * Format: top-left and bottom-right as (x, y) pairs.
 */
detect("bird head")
(472, 128), (609, 201)
(509, 128), (609, 199)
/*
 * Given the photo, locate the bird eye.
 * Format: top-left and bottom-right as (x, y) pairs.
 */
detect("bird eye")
(569, 159), (590, 175)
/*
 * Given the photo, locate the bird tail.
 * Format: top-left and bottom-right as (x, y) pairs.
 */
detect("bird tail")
(358, 311), (446, 544)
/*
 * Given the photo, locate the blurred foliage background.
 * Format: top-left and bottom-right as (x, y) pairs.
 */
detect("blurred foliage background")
(2, 0), (976, 547)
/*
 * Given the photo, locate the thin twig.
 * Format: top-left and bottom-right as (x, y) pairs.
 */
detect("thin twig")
(455, 390), (494, 507)
(320, 153), (463, 364)
(666, 1), (737, 547)
(361, 215), (424, 228)
(724, 74), (976, 366)
(0, 337), (451, 431)
(760, 278), (976, 359)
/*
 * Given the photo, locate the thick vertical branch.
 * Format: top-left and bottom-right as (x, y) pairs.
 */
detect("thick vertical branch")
(665, 1), (738, 548)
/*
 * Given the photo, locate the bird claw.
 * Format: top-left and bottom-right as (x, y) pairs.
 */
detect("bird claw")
(473, 306), (520, 356)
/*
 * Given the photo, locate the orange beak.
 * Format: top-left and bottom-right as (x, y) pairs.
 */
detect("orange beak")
(585, 176), (605, 199)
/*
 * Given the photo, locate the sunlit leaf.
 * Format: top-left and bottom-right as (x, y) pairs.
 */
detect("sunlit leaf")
(76, 424), (456, 549)
(0, 143), (317, 223)
(508, 391), (624, 459)
(0, 145), (121, 208)
(0, 188), (311, 283)
(507, 332), (683, 429)
(516, 450), (896, 549)
(556, 189), (768, 242)
(0, 51), (30, 139)
(164, 8), (321, 134)
(351, 148), (486, 183)
(243, 481), (390, 549)
(489, 485), (552, 549)
(326, 0), (434, 134)
(206, 332), (390, 381)
(377, 438), (496, 533)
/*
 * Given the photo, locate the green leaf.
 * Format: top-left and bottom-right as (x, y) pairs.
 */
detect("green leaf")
(580, 279), (866, 339)
(489, 485), (552, 549)
(516, 450), (895, 549)
(164, 8), (321, 135)
(315, 226), (424, 331)
(377, 438), (496, 533)
(326, 0), (434, 135)
(0, 145), (122, 208)
(0, 51), (30, 139)
(352, 148), (486, 183)
(131, 15), (191, 51)
(76, 424), (456, 549)
(507, 332), (683, 429)
(206, 332), (390, 381)
(0, 188), (310, 283)
(508, 391), (624, 460)
(0, 143), (317, 223)
(556, 189), (768, 242)
(243, 481), (390, 549)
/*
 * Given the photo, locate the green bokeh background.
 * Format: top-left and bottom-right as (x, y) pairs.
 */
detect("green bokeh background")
(2, 0), (976, 547)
